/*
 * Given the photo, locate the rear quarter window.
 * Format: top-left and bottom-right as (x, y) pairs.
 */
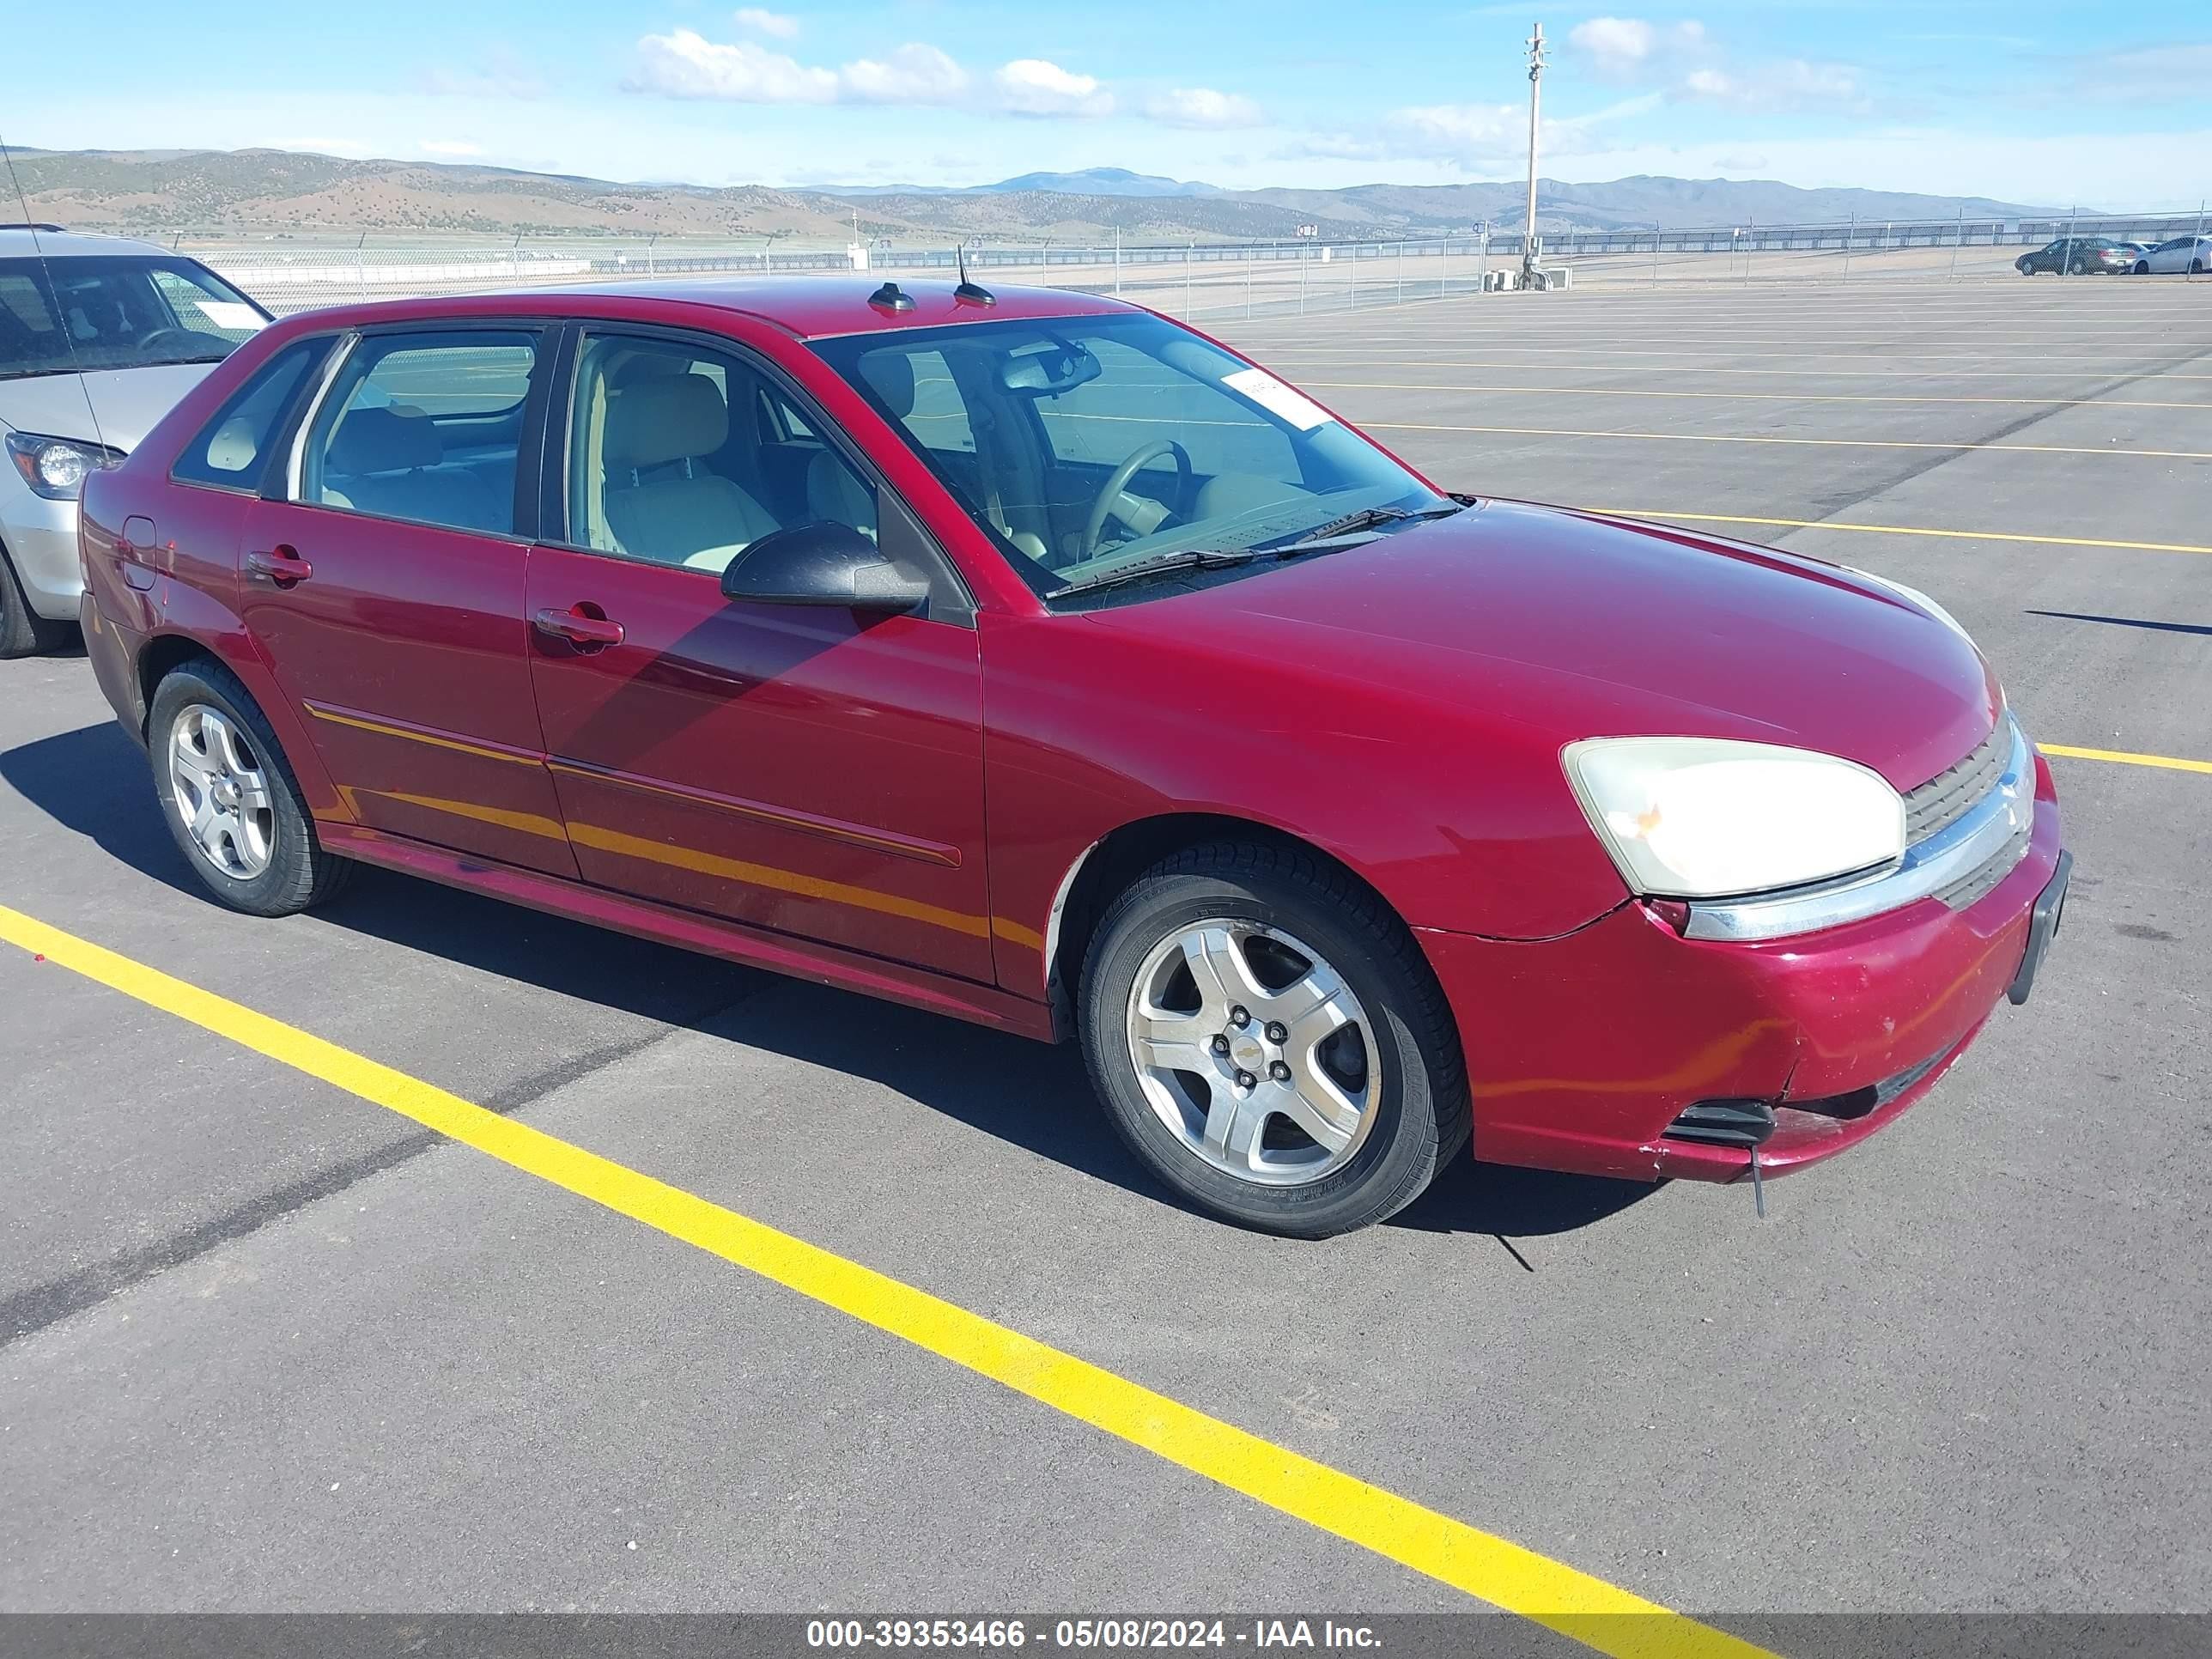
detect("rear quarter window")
(171, 337), (332, 492)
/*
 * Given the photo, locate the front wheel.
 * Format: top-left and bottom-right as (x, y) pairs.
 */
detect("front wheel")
(149, 659), (351, 916)
(1079, 842), (1468, 1237)
(0, 545), (72, 659)
(2135, 261), (2150, 276)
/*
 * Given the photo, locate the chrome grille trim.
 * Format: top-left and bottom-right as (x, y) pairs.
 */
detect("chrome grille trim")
(1684, 722), (2034, 943)
(1904, 719), (2009, 842)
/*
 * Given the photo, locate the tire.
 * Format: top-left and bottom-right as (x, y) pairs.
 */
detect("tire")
(0, 544), (72, 659)
(149, 659), (351, 916)
(2135, 262), (2150, 276)
(2194, 259), (2205, 276)
(1078, 841), (1469, 1237)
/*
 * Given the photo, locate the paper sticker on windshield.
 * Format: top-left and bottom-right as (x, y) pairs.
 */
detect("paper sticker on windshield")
(194, 301), (264, 331)
(1222, 367), (1333, 431)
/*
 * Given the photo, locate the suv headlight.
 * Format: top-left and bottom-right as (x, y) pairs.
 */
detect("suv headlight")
(5, 431), (121, 501)
(1564, 737), (1905, 899)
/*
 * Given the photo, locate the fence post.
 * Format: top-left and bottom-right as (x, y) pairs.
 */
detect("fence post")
(1186, 241), (1194, 318)
(1350, 247), (1357, 310)
(1246, 246), (1255, 317)
(2194, 201), (2208, 283)
(1651, 222), (1661, 287)
(355, 231), (367, 302)
(2064, 204), (2078, 276)
(1843, 212), (1855, 283)
(1478, 227), (1489, 293)
(1396, 240), (1405, 306)
(1440, 234), (1448, 299)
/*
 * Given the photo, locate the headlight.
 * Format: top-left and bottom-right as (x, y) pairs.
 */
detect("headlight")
(1563, 737), (1905, 899)
(5, 431), (120, 501)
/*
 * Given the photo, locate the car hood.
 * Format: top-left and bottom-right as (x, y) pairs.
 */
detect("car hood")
(1081, 499), (2001, 793)
(0, 363), (220, 454)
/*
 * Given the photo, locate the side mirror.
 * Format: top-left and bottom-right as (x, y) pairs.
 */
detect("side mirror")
(720, 521), (931, 613)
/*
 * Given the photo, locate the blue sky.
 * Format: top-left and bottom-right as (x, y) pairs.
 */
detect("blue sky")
(8, 2), (2211, 206)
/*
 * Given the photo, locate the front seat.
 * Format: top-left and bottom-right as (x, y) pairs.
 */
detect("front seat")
(602, 374), (780, 572)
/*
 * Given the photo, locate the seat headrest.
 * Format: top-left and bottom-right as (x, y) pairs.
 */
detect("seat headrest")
(329, 406), (440, 475)
(605, 374), (728, 470)
(859, 350), (916, 421)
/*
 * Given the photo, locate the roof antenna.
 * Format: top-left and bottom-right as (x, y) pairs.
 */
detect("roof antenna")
(868, 280), (915, 313)
(954, 243), (995, 307)
(1, 131), (112, 462)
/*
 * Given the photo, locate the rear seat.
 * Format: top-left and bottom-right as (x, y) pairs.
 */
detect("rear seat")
(323, 406), (505, 533)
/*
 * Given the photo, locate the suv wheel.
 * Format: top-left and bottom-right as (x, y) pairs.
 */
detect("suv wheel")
(1079, 842), (1468, 1237)
(149, 659), (351, 916)
(0, 545), (71, 659)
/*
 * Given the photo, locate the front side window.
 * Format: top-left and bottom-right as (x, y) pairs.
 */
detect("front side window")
(0, 256), (268, 380)
(562, 331), (877, 574)
(811, 312), (1447, 597)
(172, 337), (330, 491)
(296, 331), (538, 536)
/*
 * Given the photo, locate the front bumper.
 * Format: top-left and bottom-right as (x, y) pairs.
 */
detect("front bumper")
(0, 471), (85, 623)
(1421, 750), (2065, 1185)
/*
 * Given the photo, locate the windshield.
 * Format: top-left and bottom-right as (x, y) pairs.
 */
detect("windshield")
(810, 312), (1448, 598)
(0, 255), (269, 380)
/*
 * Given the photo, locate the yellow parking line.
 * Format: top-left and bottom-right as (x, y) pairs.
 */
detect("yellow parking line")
(2040, 744), (2212, 775)
(1567, 508), (2212, 557)
(1303, 381), (2212, 410)
(0, 902), (1772, 1659)
(1368, 422), (2212, 461)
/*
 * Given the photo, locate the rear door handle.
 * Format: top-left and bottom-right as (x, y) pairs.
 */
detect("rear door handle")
(246, 546), (313, 585)
(532, 605), (625, 647)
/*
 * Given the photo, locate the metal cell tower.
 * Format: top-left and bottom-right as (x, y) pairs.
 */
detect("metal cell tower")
(1523, 21), (1547, 279)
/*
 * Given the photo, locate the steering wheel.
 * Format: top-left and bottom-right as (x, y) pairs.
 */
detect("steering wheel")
(134, 326), (207, 351)
(1081, 440), (1192, 561)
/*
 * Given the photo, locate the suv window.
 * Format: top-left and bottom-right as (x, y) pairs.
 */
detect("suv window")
(563, 331), (877, 574)
(297, 331), (538, 536)
(0, 256), (267, 380)
(172, 337), (330, 491)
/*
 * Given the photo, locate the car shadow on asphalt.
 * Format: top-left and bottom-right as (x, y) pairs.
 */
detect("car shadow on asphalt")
(4, 719), (1659, 1246)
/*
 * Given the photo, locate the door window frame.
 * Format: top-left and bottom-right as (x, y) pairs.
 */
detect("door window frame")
(272, 318), (562, 544)
(534, 320), (976, 629)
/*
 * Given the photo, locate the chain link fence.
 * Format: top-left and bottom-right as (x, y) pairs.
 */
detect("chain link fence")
(163, 208), (2210, 324)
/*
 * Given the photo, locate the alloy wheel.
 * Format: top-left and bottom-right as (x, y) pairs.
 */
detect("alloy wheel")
(1123, 920), (1380, 1186)
(169, 704), (276, 879)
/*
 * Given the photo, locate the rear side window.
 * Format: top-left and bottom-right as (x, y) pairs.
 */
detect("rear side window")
(295, 331), (540, 536)
(172, 338), (330, 492)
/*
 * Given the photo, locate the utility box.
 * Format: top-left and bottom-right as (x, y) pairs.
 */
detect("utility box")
(847, 244), (870, 272)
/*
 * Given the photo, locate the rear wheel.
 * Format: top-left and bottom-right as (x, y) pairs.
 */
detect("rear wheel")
(2194, 258), (2205, 275)
(0, 544), (71, 659)
(149, 659), (351, 916)
(2135, 261), (2150, 276)
(1079, 842), (1468, 1237)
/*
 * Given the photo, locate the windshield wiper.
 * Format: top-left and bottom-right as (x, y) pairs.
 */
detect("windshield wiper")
(1265, 501), (1465, 554)
(1048, 547), (1261, 599)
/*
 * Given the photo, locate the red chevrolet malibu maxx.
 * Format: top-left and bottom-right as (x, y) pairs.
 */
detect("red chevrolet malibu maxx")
(76, 278), (2069, 1235)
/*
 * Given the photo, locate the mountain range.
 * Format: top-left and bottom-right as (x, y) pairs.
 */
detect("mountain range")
(3, 148), (2051, 244)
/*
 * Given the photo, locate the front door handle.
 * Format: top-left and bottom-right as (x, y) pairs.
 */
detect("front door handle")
(532, 605), (625, 648)
(246, 546), (313, 585)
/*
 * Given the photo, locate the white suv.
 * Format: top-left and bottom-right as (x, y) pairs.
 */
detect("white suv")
(1, 225), (270, 656)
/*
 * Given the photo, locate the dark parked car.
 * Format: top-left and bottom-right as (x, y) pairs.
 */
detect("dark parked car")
(2015, 237), (2133, 275)
(75, 279), (2069, 1235)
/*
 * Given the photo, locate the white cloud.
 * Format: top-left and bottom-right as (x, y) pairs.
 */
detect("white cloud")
(418, 139), (484, 157)
(733, 6), (799, 40)
(270, 135), (376, 157)
(1680, 58), (1863, 111)
(629, 30), (838, 101)
(994, 58), (1114, 118)
(841, 44), (969, 104)
(1569, 17), (1707, 79)
(1146, 87), (1264, 129)
(628, 33), (1107, 114)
